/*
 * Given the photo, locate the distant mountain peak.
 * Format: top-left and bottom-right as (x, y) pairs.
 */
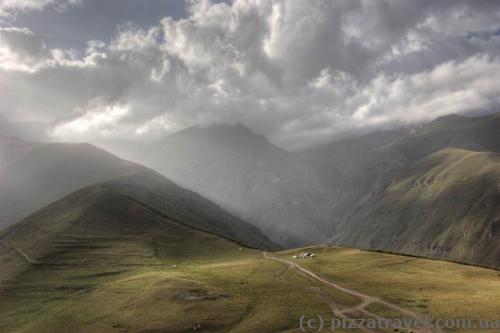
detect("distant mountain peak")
(153, 122), (275, 153)
(430, 113), (467, 125)
(184, 123), (261, 138)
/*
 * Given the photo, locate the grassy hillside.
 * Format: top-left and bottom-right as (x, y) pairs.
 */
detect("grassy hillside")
(332, 148), (500, 267)
(1, 172), (275, 270)
(2, 224), (499, 333)
(0, 181), (323, 333)
(301, 112), (500, 266)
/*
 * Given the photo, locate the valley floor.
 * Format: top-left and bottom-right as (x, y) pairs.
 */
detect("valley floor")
(0, 241), (499, 333)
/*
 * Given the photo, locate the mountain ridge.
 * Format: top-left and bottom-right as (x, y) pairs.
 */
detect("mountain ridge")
(1, 168), (276, 285)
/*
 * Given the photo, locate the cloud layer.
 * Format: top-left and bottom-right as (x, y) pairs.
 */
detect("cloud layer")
(1, 0), (500, 149)
(0, 0), (81, 19)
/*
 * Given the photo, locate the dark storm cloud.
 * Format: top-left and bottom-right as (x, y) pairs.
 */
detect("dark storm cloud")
(1, 0), (500, 149)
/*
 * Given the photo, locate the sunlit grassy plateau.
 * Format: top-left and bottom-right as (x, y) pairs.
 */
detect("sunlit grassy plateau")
(1, 230), (499, 332)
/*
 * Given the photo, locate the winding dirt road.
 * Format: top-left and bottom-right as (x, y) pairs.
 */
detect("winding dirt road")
(264, 252), (440, 333)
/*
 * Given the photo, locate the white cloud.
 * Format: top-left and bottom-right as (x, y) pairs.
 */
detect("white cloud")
(357, 55), (500, 125)
(51, 100), (130, 140)
(0, 0), (81, 18)
(0, 27), (49, 72)
(1, 0), (500, 148)
(0, 27), (97, 72)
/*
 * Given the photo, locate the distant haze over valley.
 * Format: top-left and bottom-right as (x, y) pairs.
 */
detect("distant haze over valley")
(2, 111), (500, 267)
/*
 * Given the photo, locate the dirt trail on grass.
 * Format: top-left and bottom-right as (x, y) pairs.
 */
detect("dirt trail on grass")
(0, 240), (39, 264)
(264, 252), (439, 333)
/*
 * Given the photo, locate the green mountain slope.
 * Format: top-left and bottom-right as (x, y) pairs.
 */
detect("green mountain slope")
(1, 170), (275, 282)
(332, 147), (500, 266)
(0, 176), (305, 333)
(303, 112), (500, 267)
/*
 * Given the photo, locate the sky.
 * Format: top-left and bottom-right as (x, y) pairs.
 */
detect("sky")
(1, 0), (500, 149)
